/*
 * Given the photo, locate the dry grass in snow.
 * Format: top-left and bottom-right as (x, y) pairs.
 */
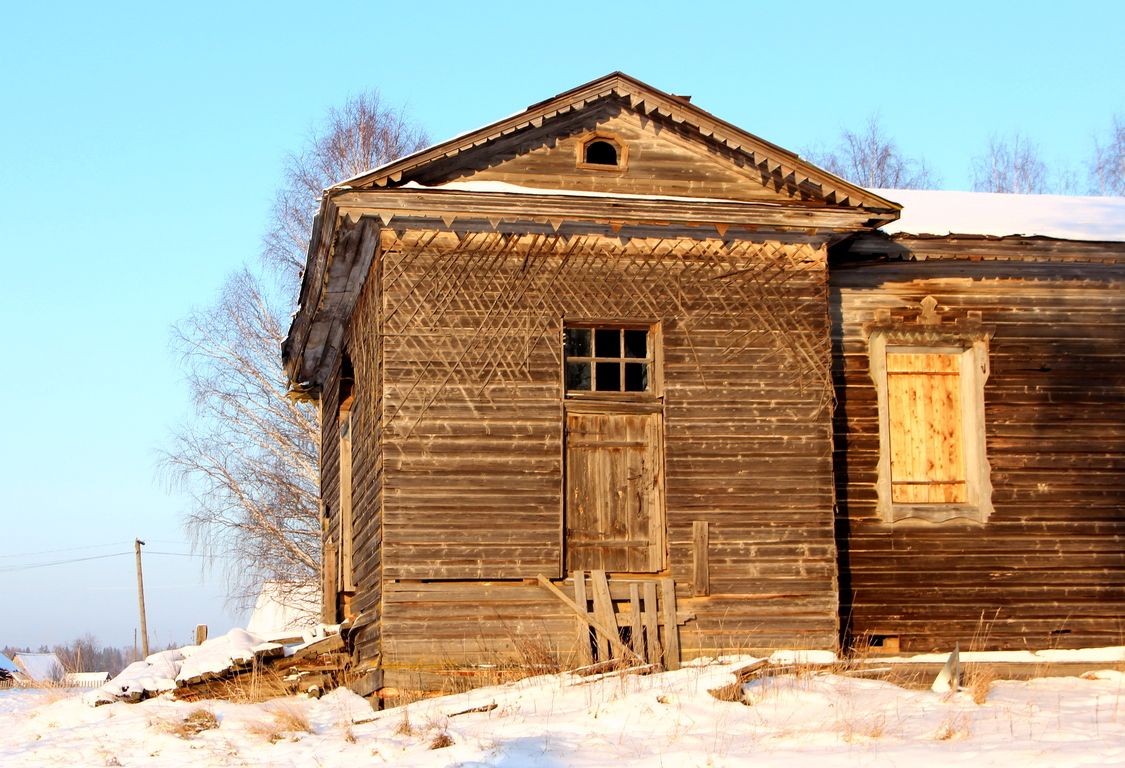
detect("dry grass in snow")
(1, 657), (1123, 767)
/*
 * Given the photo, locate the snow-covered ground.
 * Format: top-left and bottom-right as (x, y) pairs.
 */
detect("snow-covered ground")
(1, 657), (1122, 767)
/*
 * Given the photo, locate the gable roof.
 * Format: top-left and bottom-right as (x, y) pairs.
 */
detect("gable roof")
(284, 74), (904, 392)
(13, 652), (64, 681)
(336, 72), (899, 213)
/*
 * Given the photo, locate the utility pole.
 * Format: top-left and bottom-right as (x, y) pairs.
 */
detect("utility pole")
(134, 538), (150, 658)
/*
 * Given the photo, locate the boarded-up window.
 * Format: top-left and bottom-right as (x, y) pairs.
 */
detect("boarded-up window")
(886, 352), (966, 504)
(869, 331), (993, 524)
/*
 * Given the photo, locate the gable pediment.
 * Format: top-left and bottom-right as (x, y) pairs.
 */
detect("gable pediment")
(339, 73), (899, 213)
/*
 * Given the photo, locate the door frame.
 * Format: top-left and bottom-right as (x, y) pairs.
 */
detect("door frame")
(562, 400), (668, 574)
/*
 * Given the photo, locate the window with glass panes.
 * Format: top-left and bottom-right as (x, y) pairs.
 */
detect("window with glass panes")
(564, 326), (654, 394)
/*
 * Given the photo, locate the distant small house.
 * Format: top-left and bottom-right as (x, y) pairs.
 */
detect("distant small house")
(0, 652), (18, 682)
(13, 652), (64, 683)
(64, 671), (111, 688)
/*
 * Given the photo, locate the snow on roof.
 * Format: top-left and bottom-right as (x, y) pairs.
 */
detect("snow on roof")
(13, 652), (64, 681)
(246, 581), (320, 641)
(400, 179), (784, 206)
(874, 189), (1125, 242)
(0, 652), (17, 674)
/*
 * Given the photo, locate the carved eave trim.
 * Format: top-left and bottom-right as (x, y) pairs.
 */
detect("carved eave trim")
(283, 210), (381, 390)
(329, 188), (895, 235)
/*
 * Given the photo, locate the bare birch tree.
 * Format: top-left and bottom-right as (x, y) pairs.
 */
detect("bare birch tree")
(806, 114), (936, 189)
(1089, 115), (1125, 196)
(264, 91), (430, 289)
(970, 133), (1050, 194)
(166, 92), (428, 606)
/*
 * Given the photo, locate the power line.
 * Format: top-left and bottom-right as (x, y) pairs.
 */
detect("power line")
(0, 552), (131, 573)
(0, 541), (133, 559)
(0, 549), (235, 573)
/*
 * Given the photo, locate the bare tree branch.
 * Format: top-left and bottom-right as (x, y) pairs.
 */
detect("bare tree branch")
(1089, 115), (1125, 196)
(806, 114), (937, 190)
(165, 93), (428, 608)
(971, 133), (1050, 194)
(263, 91), (430, 290)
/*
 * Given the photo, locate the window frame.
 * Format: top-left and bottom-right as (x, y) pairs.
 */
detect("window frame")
(576, 132), (628, 172)
(562, 320), (662, 402)
(868, 329), (992, 524)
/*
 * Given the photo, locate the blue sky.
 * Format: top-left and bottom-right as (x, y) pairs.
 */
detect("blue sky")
(1, 1), (1122, 651)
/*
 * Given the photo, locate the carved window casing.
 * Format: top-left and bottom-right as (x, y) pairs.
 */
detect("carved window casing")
(577, 133), (627, 171)
(868, 297), (993, 524)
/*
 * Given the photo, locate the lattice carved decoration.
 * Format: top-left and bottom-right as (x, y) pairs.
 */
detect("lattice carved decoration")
(378, 230), (831, 436)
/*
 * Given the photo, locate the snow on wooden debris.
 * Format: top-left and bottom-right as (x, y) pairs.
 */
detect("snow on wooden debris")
(874, 189), (1125, 242)
(86, 626), (343, 706)
(175, 628), (266, 683)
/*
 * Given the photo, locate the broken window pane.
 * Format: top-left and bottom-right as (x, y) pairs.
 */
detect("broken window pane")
(565, 328), (591, 357)
(624, 363), (648, 392)
(566, 362), (591, 390)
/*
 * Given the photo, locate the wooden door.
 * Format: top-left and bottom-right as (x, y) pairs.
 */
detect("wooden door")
(565, 411), (665, 572)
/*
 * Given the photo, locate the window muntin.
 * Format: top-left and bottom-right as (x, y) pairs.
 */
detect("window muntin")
(565, 325), (654, 395)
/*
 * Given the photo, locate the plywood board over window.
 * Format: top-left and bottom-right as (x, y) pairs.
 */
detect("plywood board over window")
(869, 332), (992, 524)
(886, 352), (966, 504)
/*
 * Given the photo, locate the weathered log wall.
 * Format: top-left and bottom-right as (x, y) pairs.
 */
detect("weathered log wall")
(831, 246), (1125, 652)
(326, 226), (841, 671)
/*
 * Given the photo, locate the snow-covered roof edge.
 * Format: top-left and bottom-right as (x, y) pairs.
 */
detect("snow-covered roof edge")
(400, 179), (793, 206)
(13, 652), (65, 681)
(874, 189), (1125, 243)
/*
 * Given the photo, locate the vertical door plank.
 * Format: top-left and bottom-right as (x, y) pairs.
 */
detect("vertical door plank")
(642, 581), (660, 664)
(660, 578), (681, 670)
(572, 571), (593, 665)
(590, 570), (616, 661)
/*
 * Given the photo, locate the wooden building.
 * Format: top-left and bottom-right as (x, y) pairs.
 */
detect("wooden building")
(830, 190), (1125, 653)
(283, 74), (1124, 692)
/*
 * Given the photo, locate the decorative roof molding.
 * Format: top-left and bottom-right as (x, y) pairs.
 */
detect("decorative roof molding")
(334, 72), (901, 215)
